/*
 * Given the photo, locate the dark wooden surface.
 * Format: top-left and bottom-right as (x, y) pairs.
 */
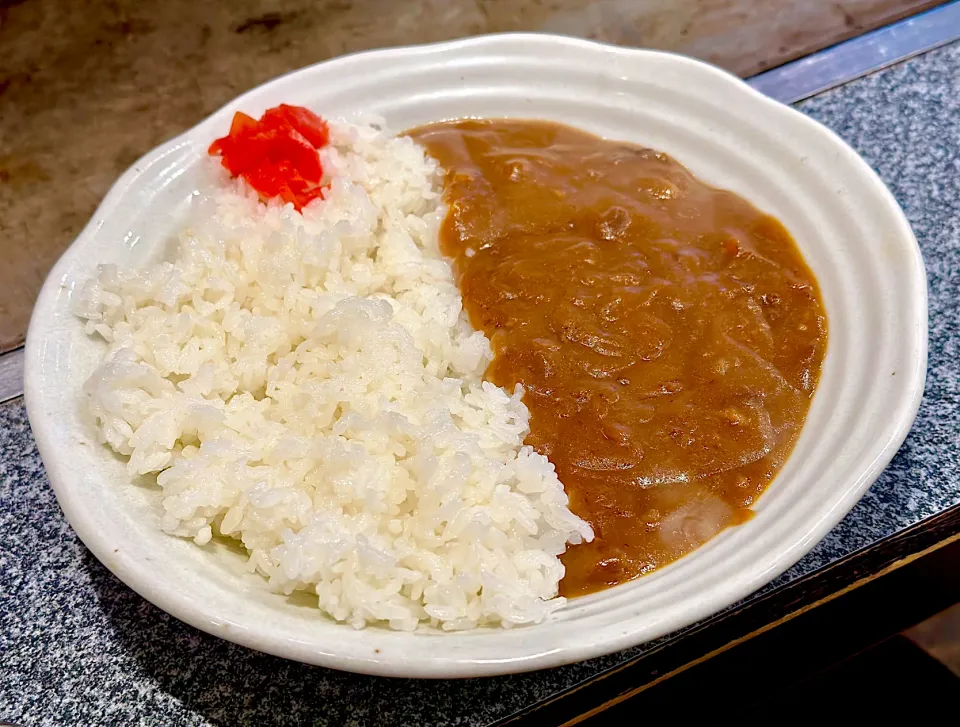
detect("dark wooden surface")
(0, 0), (945, 352)
(496, 503), (960, 725)
(733, 636), (960, 720)
(594, 636), (959, 722)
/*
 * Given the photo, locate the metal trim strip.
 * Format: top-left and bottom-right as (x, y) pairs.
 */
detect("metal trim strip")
(748, 1), (960, 104)
(0, 347), (23, 405)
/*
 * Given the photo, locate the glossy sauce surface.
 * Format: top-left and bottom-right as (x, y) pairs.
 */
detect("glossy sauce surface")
(410, 120), (827, 596)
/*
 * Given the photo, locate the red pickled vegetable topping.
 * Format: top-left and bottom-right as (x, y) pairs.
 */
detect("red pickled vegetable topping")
(263, 104), (331, 148)
(208, 104), (331, 211)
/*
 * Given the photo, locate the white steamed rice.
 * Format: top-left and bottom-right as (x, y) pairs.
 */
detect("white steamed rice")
(74, 119), (593, 631)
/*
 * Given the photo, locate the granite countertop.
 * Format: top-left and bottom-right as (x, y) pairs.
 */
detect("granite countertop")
(2, 40), (959, 727)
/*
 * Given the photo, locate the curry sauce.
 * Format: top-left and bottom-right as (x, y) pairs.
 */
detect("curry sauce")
(410, 120), (827, 597)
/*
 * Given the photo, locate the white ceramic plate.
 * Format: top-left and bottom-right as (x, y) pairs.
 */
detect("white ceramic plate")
(25, 34), (927, 678)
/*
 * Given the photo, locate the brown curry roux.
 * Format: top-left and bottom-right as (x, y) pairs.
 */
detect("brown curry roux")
(410, 120), (827, 596)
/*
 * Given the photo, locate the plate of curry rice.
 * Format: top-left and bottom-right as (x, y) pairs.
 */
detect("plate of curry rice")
(25, 34), (926, 677)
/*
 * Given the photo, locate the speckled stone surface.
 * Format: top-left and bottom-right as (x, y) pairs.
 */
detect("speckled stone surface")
(2, 42), (959, 727)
